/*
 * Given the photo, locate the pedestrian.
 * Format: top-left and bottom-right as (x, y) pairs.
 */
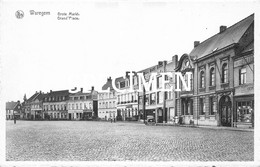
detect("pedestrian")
(14, 115), (16, 124)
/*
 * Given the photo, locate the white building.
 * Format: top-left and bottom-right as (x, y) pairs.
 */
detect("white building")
(98, 77), (117, 120)
(67, 88), (94, 120)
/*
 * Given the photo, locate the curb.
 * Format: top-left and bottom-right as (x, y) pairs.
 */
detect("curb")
(153, 123), (253, 132)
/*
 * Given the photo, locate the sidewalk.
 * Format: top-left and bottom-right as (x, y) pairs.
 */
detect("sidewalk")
(153, 123), (254, 132)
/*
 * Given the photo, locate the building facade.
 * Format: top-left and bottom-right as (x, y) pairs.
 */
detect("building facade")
(42, 90), (69, 120)
(138, 57), (177, 123)
(116, 73), (139, 121)
(67, 88), (95, 120)
(6, 101), (22, 120)
(98, 77), (117, 120)
(175, 14), (254, 127)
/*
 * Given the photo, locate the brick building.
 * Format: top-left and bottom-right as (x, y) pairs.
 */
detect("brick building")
(175, 14), (254, 127)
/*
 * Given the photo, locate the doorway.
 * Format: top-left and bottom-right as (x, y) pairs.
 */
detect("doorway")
(219, 96), (232, 127)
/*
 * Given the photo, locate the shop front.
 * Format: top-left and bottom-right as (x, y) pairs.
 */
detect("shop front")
(234, 95), (254, 128)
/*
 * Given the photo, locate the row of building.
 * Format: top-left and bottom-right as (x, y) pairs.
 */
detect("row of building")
(6, 14), (254, 128)
(6, 87), (98, 121)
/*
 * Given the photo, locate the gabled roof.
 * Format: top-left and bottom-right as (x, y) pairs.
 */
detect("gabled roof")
(241, 40), (254, 54)
(37, 93), (47, 101)
(27, 93), (39, 102)
(27, 92), (46, 102)
(6, 101), (19, 110)
(189, 14), (254, 60)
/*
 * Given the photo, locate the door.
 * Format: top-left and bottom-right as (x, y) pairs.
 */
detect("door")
(220, 96), (232, 127)
(69, 113), (71, 120)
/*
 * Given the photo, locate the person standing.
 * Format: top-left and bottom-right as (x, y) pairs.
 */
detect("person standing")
(14, 115), (16, 124)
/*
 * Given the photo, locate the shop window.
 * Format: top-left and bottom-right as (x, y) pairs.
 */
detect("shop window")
(239, 67), (247, 85)
(210, 67), (215, 86)
(222, 63), (228, 83)
(237, 101), (253, 123)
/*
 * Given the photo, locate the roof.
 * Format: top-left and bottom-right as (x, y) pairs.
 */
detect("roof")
(241, 40), (254, 54)
(69, 91), (91, 96)
(47, 90), (69, 97)
(115, 77), (124, 83)
(189, 14), (254, 59)
(6, 101), (19, 110)
(27, 93), (39, 102)
(26, 92), (47, 102)
(102, 81), (114, 91)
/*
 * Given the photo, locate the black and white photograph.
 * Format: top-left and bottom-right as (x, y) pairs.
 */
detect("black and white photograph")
(1, 0), (259, 166)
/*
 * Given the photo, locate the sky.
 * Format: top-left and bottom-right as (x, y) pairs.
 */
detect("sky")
(0, 0), (259, 102)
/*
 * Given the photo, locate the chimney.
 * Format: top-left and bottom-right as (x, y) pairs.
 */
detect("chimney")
(91, 86), (94, 91)
(194, 41), (200, 48)
(219, 25), (227, 33)
(107, 77), (112, 82)
(50, 90), (52, 93)
(163, 60), (167, 66)
(80, 88), (83, 92)
(158, 61), (163, 67)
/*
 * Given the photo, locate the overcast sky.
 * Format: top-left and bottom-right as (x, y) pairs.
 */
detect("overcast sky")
(0, 0), (258, 102)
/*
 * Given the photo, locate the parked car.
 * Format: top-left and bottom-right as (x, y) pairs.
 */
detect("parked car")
(146, 115), (154, 123)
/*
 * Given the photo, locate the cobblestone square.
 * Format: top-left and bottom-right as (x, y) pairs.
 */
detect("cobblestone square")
(6, 121), (253, 161)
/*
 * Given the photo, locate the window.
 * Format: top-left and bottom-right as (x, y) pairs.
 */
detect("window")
(239, 67), (246, 85)
(120, 81), (125, 88)
(126, 79), (129, 87)
(145, 94), (149, 105)
(210, 67), (215, 86)
(157, 76), (162, 89)
(200, 98), (205, 115)
(237, 101), (253, 123)
(200, 71), (205, 88)
(133, 76), (138, 85)
(150, 93), (156, 105)
(209, 96), (216, 115)
(80, 103), (82, 109)
(222, 63), (228, 83)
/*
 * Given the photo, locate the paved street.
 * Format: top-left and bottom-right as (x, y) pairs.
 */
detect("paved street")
(6, 121), (253, 161)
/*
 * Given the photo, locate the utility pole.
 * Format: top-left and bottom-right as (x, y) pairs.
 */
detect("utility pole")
(143, 85), (146, 124)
